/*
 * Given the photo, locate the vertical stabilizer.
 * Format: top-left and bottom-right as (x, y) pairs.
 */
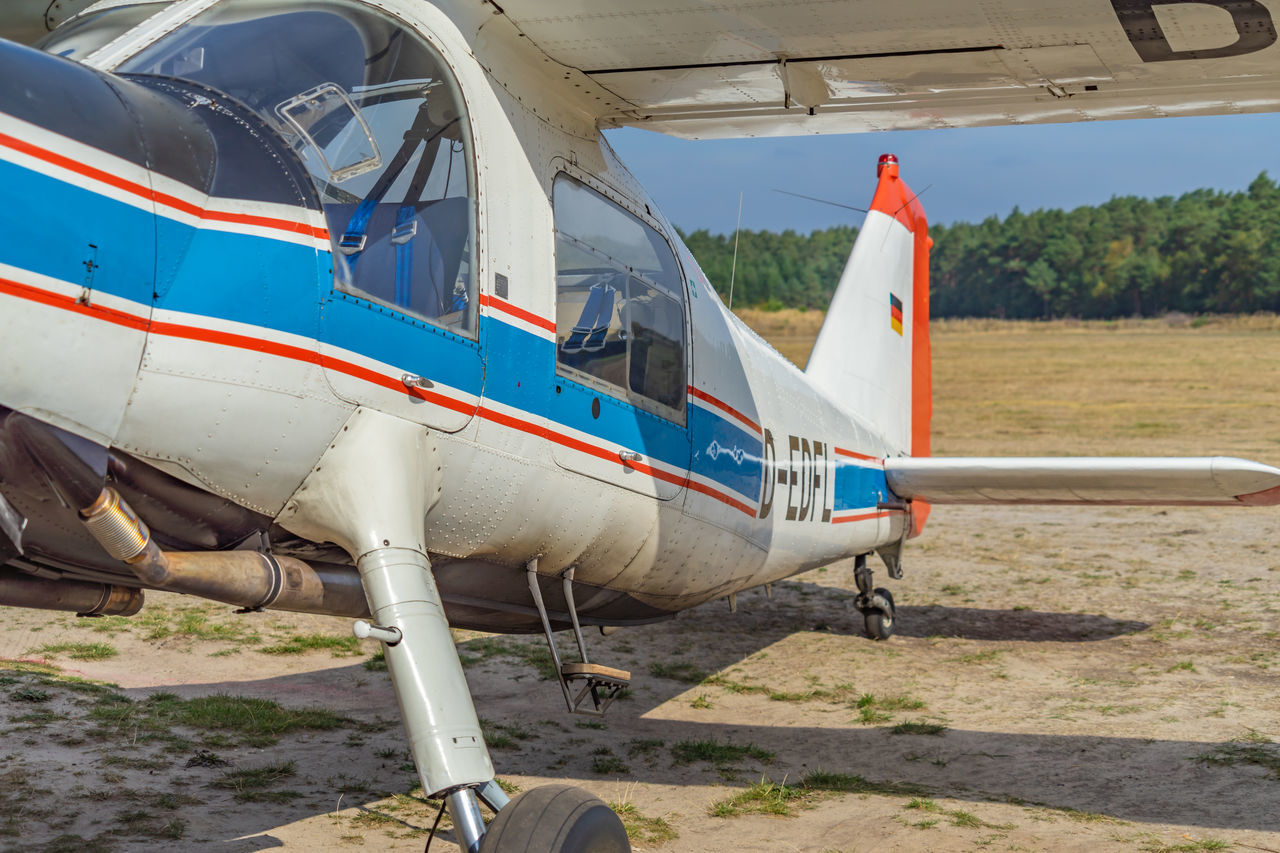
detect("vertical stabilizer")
(806, 155), (932, 529)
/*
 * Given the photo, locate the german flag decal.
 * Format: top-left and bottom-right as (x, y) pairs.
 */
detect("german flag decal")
(890, 293), (904, 336)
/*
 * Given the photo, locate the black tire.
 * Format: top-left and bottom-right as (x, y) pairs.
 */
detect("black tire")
(479, 784), (630, 853)
(864, 587), (896, 641)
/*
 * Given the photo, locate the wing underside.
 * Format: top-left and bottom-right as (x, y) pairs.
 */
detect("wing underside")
(489, 0), (1280, 139)
(16, 2), (1280, 139)
(884, 456), (1280, 506)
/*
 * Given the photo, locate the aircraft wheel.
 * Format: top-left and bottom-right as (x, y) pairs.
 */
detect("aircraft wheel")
(479, 783), (630, 853)
(864, 587), (896, 641)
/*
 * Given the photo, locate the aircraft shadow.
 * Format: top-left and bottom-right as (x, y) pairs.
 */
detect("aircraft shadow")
(890, 604), (1149, 642)
(115, 586), (1246, 849)
(119, 659), (1277, 845)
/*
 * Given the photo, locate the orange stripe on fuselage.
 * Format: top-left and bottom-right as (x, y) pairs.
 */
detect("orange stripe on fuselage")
(831, 508), (903, 524)
(833, 446), (883, 464)
(687, 386), (761, 435)
(0, 271), (756, 517)
(0, 130), (328, 241)
(0, 275), (149, 331)
(479, 293), (556, 333)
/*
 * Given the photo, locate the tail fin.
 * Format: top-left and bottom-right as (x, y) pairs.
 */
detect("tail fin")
(805, 154), (932, 528)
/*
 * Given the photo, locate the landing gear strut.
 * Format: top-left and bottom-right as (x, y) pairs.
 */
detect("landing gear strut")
(279, 409), (629, 852)
(854, 554), (896, 640)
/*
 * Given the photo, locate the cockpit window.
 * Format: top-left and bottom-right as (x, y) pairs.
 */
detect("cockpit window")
(115, 0), (478, 335)
(554, 175), (687, 420)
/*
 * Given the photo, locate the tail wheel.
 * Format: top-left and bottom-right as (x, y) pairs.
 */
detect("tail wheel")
(864, 587), (896, 641)
(479, 784), (630, 853)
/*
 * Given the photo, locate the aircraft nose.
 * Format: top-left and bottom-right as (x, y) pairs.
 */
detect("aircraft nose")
(0, 40), (171, 441)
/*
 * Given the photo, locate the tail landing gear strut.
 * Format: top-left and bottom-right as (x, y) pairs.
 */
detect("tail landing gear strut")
(854, 554), (896, 640)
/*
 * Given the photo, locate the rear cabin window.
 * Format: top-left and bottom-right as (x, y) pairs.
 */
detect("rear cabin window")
(553, 175), (687, 420)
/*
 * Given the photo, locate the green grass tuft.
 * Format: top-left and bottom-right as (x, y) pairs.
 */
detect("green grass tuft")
(11, 686), (51, 703)
(590, 750), (628, 775)
(87, 691), (350, 748)
(891, 720), (948, 736)
(1140, 838), (1230, 852)
(802, 771), (927, 797)
(856, 706), (891, 724)
(610, 801), (678, 845)
(1194, 732), (1280, 778)
(649, 661), (709, 683)
(35, 642), (117, 661)
(259, 633), (361, 657)
(670, 738), (774, 767)
(709, 778), (809, 817)
(457, 637), (558, 680)
(699, 674), (769, 695)
(627, 738), (665, 757)
(211, 761), (301, 803)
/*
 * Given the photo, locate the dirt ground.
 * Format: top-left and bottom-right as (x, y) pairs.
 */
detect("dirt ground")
(3, 319), (1280, 852)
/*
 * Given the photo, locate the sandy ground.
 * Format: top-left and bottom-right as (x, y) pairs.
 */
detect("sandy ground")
(5, 318), (1280, 851)
(3, 501), (1278, 852)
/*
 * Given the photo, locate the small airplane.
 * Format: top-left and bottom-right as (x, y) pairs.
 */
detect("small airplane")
(3, 1), (1280, 850)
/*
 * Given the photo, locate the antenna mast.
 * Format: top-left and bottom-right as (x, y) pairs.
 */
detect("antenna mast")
(728, 191), (743, 310)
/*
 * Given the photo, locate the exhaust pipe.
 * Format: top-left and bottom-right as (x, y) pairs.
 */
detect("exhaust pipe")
(80, 487), (370, 618)
(0, 571), (143, 616)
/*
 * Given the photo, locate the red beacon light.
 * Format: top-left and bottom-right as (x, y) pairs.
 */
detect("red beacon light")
(877, 153), (898, 177)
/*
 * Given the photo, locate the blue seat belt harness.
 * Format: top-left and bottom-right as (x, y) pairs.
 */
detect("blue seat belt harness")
(338, 103), (428, 260)
(394, 123), (453, 314)
(561, 278), (618, 354)
(340, 103), (459, 310)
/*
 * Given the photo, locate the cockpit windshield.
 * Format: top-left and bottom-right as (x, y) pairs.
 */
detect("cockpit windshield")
(111, 0), (478, 335)
(37, 3), (166, 59)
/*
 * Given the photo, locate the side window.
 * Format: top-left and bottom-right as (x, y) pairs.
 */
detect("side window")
(553, 175), (686, 419)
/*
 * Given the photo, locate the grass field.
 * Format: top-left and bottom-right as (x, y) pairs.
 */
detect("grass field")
(743, 309), (1280, 458)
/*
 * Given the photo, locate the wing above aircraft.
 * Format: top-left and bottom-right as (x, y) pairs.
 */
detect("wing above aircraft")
(884, 456), (1280, 505)
(12, 1), (1280, 138)
(489, 0), (1280, 138)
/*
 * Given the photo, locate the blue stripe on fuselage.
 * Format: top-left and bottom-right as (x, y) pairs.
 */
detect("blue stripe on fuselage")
(689, 404), (763, 501)
(832, 460), (890, 511)
(0, 158), (155, 306)
(5, 155), (885, 509)
(479, 314), (692, 470)
(153, 217), (324, 339)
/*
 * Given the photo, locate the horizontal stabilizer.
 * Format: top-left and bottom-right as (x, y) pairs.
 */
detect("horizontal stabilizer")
(883, 457), (1280, 506)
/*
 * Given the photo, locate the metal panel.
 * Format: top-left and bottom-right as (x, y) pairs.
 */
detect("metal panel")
(481, 0), (1280, 138)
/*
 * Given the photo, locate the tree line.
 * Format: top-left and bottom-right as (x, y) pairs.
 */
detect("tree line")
(679, 172), (1280, 318)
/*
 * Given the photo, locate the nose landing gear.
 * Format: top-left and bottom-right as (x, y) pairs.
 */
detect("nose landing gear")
(853, 554), (896, 640)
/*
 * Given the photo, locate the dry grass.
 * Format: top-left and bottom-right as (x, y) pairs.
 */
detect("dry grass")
(739, 312), (1280, 459)
(734, 308), (825, 366)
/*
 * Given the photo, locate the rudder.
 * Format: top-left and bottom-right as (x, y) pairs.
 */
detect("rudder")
(805, 154), (931, 531)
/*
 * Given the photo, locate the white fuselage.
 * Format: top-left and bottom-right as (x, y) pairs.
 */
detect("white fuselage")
(0, 0), (909, 620)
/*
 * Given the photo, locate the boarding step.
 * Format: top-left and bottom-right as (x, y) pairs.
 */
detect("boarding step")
(526, 560), (630, 716)
(561, 662), (630, 716)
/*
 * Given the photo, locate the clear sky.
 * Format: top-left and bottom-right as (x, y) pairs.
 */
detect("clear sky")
(603, 112), (1280, 236)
